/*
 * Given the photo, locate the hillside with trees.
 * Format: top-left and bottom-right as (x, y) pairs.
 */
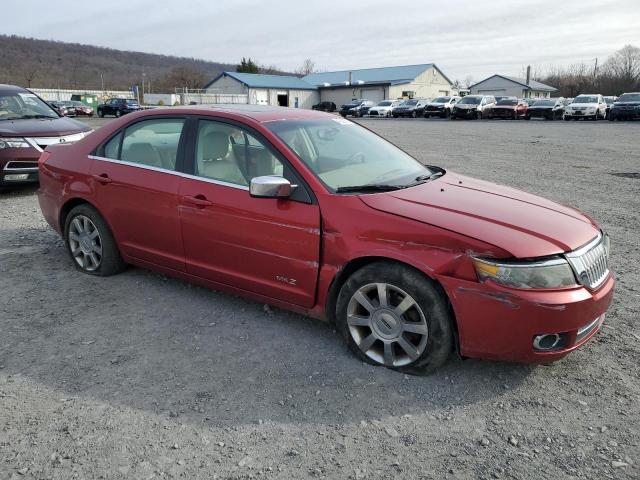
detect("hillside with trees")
(0, 35), (288, 92)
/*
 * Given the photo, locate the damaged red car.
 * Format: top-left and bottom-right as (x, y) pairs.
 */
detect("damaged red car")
(37, 105), (614, 374)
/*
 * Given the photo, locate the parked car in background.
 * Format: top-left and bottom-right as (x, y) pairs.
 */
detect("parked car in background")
(608, 92), (640, 121)
(491, 97), (529, 120)
(523, 98), (541, 106)
(603, 96), (617, 115)
(423, 96), (460, 118)
(0, 84), (91, 188)
(97, 98), (142, 118)
(312, 101), (336, 112)
(564, 94), (607, 120)
(37, 104), (614, 374)
(367, 100), (401, 117)
(450, 95), (496, 119)
(339, 99), (375, 118)
(49, 101), (76, 117)
(392, 98), (429, 118)
(69, 100), (94, 117)
(526, 98), (566, 120)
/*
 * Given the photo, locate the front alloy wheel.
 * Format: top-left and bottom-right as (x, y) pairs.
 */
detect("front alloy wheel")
(347, 283), (428, 367)
(337, 261), (452, 375)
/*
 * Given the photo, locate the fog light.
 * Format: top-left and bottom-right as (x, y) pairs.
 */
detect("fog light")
(533, 333), (562, 351)
(4, 173), (29, 181)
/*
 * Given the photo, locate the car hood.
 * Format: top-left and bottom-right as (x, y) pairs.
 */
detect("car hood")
(568, 103), (597, 108)
(529, 105), (554, 109)
(0, 117), (90, 137)
(358, 172), (599, 258)
(455, 104), (479, 109)
(613, 101), (640, 107)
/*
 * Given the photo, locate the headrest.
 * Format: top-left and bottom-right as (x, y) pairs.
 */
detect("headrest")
(201, 130), (230, 161)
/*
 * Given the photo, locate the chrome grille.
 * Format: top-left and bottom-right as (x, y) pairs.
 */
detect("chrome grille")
(565, 234), (610, 290)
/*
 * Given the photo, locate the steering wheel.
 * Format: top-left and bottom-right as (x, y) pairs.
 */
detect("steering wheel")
(347, 151), (366, 164)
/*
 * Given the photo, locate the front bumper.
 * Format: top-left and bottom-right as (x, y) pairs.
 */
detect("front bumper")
(0, 149), (40, 186)
(564, 110), (597, 118)
(438, 273), (615, 363)
(610, 108), (640, 120)
(452, 108), (478, 118)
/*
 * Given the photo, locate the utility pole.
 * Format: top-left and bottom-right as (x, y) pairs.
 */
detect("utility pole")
(593, 58), (598, 78)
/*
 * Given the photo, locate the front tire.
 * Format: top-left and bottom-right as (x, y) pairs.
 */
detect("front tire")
(64, 204), (126, 276)
(336, 261), (453, 375)
(97, 109), (104, 118)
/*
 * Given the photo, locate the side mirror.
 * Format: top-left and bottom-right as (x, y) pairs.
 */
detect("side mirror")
(250, 176), (294, 199)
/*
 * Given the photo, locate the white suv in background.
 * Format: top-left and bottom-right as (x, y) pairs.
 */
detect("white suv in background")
(564, 94), (608, 120)
(367, 100), (402, 117)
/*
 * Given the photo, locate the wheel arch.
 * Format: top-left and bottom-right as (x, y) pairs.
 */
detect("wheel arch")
(324, 256), (460, 352)
(59, 197), (114, 239)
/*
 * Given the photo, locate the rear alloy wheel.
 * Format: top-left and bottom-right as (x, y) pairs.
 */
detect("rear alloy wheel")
(115, 110), (122, 118)
(337, 262), (452, 375)
(64, 204), (126, 276)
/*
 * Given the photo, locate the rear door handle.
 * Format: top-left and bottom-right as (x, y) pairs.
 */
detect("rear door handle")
(183, 195), (213, 207)
(92, 173), (112, 184)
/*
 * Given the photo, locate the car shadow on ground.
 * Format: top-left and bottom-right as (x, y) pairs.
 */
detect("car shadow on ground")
(0, 184), (39, 197)
(1, 227), (535, 428)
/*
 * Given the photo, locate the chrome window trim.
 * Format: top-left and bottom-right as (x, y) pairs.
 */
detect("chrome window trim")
(87, 155), (250, 191)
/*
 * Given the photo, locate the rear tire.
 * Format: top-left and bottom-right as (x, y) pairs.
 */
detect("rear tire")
(97, 109), (104, 118)
(64, 204), (126, 277)
(336, 261), (453, 375)
(115, 110), (122, 118)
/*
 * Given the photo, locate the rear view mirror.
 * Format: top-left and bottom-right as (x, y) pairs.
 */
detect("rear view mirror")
(250, 176), (293, 199)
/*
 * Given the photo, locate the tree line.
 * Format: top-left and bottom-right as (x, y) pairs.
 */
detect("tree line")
(534, 45), (640, 97)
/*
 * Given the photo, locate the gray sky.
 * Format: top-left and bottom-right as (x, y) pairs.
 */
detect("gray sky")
(5, 0), (640, 81)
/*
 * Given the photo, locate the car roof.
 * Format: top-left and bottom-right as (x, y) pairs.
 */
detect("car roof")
(0, 84), (30, 94)
(150, 104), (333, 123)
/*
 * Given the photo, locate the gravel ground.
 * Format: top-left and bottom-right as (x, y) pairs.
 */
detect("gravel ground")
(1, 116), (638, 479)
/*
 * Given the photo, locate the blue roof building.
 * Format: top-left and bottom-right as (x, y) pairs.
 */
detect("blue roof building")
(205, 63), (456, 108)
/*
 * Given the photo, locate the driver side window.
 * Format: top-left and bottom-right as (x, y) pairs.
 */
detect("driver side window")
(195, 120), (284, 187)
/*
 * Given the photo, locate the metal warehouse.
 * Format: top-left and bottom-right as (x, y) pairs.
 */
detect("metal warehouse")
(204, 63), (456, 108)
(469, 74), (557, 98)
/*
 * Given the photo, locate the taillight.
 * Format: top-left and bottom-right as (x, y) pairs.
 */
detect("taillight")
(38, 151), (51, 167)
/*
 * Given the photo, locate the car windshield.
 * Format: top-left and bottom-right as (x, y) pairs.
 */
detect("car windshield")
(404, 100), (418, 106)
(618, 93), (640, 102)
(125, 99), (139, 105)
(0, 91), (59, 120)
(574, 96), (598, 103)
(71, 101), (86, 106)
(458, 97), (481, 104)
(497, 99), (517, 106)
(432, 97), (450, 103)
(266, 118), (432, 191)
(377, 101), (392, 106)
(533, 100), (554, 106)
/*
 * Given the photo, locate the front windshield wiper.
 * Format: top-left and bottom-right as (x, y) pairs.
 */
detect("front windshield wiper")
(19, 114), (59, 119)
(404, 170), (445, 187)
(335, 184), (405, 193)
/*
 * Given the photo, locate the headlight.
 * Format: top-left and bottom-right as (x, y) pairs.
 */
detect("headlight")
(0, 137), (31, 149)
(473, 257), (577, 289)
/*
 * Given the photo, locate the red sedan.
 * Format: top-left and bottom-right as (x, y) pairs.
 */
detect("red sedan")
(491, 97), (529, 119)
(37, 105), (614, 374)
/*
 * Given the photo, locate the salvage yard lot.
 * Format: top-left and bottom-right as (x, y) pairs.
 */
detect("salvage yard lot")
(1, 117), (638, 479)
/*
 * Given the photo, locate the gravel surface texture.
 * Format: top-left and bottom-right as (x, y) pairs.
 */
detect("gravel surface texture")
(1, 116), (638, 479)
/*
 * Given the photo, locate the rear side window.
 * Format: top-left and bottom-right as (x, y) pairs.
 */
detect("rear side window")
(103, 132), (122, 159)
(120, 119), (185, 170)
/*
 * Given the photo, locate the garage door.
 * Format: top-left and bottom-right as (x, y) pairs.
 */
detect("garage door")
(361, 88), (384, 103)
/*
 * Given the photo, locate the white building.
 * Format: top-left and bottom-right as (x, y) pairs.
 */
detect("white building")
(469, 75), (557, 99)
(203, 63), (456, 108)
(203, 72), (319, 108)
(303, 64), (455, 105)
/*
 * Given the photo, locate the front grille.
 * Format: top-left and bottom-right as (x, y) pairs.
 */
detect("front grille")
(4, 161), (38, 171)
(566, 234), (610, 289)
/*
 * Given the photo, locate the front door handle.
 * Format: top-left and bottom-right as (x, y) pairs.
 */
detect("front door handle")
(183, 195), (213, 207)
(92, 173), (112, 184)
